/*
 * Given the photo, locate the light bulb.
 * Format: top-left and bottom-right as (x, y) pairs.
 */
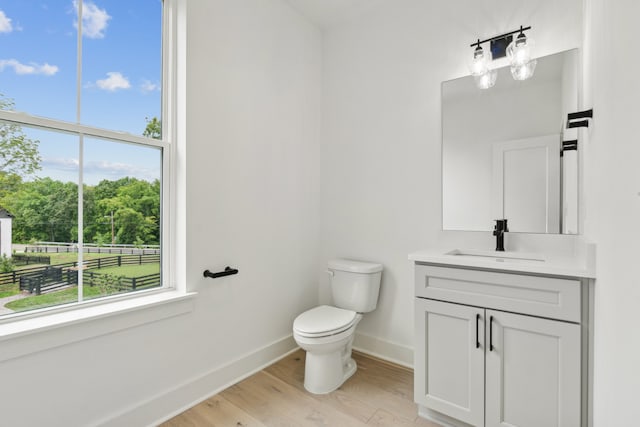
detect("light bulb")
(510, 58), (537, 81)
(506, 33), (534, 67)
(470, 45), (492, 76)
(474, 69), (497, 89)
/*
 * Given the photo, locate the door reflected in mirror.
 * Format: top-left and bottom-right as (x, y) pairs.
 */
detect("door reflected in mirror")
(442, 49), (579, 234)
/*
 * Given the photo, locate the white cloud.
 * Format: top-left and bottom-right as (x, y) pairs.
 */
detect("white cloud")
(84, 160), (159, 183)
(95, 72), (131, 91)
(87, 160), (157, 177)
(39, 63), (59, 75)
(42, 157), (159, 184)
(0, 59), (59, 76)
(140, 80), (160, 93)
(0, 10), (13, 33)
(42, 157), (79, 172)
(73, 0), (111, 39)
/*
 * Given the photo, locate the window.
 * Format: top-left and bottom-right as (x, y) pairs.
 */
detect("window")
(0, 0), (173, 318)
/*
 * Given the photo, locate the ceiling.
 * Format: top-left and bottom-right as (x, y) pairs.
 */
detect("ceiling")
(283, 0), (389, 29)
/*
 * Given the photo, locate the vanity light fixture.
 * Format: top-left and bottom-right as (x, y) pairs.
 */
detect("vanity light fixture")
(469, 25), (535, 89)
(506, 26), (537, 81)
(469, 40), (497, 89)
(470, 40), (492, 76)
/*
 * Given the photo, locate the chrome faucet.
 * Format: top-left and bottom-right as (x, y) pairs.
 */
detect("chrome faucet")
(493, 219), (509, 252)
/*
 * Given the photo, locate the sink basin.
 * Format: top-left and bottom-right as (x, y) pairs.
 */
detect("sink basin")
(445, 249), (545, 263)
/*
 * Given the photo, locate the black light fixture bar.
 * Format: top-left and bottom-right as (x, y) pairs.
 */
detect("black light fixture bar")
(470, 26), (532, 48)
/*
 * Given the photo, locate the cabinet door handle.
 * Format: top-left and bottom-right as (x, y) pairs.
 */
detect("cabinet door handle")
(489, 315), (494, 352)
(475, 313), (480, 349)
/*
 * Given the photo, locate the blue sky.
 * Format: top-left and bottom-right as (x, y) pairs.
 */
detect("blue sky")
(0, 0), (162, 185)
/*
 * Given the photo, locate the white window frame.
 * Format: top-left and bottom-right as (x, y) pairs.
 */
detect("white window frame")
(0, 0), (191, 348)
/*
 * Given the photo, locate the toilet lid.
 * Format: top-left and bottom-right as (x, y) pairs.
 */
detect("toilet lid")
(293, 305), (357, 337)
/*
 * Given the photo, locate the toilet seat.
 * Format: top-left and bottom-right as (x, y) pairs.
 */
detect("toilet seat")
(293, 305), (357, 338)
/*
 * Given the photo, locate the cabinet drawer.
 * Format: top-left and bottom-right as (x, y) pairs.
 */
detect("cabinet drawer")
(415, 264), (581, 322)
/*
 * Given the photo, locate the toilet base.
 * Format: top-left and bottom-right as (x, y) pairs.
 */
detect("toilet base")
(296, 327), (358, 394)
(303, 353), (357, 395)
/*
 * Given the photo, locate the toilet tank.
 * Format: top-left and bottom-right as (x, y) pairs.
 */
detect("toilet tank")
(328, 259), (383, 313)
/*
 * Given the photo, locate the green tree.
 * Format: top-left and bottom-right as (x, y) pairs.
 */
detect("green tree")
(94, 273), (123, 296)
(117, 178), (160, 219)
(89, 177), (160, 245)
(0, 172), (23, 200)
(143, 116), (161, 139)
(82, 184), (97, 242)
(0, 95), (41, 177)
(115, 208), (146, 244)
(4, 178), (77, 243)
(0, 254), (14, 273)
(93, 178), (128, 201)
(5, 176), (161, 245)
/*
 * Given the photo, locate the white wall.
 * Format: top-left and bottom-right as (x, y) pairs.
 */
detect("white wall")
(0, 1), (322, 425)
(185, 0), (322, 361)
(583, 0), (640, 423)
(0, 217), (11, 258)
(319, 0), (583, 364)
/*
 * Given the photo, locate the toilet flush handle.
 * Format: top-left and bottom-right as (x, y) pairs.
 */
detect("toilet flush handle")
(326, 269), (335, 277)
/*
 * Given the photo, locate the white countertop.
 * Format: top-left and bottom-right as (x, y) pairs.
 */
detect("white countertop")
(409, 248), (595, 279)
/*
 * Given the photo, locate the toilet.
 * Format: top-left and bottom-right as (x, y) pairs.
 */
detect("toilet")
(293, 259), (383, 394)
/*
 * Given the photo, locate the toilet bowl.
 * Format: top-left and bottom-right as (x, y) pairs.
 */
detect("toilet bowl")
(293, 259), (383, 394)
(293, 305), (362, 394)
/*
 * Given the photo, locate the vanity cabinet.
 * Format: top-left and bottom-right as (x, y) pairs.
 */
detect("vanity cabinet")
(414, 264), (589, 427)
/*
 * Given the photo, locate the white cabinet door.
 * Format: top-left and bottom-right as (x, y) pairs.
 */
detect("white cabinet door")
(415, 298), (485, 426)
(485, 310), (581, 427)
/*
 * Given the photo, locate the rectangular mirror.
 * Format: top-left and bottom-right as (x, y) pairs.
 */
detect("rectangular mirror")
(442, 49), (579, 234)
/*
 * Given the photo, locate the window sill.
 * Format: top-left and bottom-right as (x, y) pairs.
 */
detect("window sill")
(0, 290), (196, 363)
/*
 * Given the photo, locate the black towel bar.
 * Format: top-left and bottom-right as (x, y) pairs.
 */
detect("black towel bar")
(203, 266), (239, 279)
(566, 109), (593, 128)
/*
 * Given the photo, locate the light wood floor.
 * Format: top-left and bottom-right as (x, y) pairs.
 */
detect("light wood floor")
(161, 349), (440, 427)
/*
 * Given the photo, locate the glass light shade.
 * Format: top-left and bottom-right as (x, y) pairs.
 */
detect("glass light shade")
(506, 34), (534, 66)
(510, 59), (537, 81)
(474, 69), (497, 89)
(470, 47), (492, 76)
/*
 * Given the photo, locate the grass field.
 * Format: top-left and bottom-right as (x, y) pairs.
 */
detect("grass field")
(0, 284), (19, 299)
(6, 285), (105, 311)
(96, 263), (159, 276)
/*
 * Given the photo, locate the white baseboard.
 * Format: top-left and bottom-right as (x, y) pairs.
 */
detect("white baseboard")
(352, 331), (414, 369)
(93, 335), (298, 427)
